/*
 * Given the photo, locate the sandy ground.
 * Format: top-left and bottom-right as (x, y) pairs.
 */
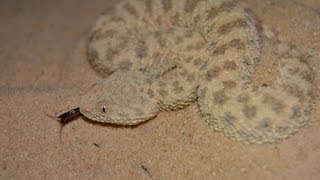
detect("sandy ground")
(0, 0), (319, 179)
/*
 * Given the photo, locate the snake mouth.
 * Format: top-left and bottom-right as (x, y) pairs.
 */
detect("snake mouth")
(79, 109), (105, 122)
(80, 106), (158, 125)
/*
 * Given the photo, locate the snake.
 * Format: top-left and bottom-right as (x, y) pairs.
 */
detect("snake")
(59, 0), (315, 144)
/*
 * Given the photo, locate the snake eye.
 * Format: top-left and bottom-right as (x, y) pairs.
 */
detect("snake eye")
(102, 106), (106, 113)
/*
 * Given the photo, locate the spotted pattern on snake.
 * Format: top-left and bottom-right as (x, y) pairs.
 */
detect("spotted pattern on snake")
(80, 0), (315, 144)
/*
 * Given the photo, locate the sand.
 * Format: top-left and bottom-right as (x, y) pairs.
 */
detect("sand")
(0, 0), (319, 179)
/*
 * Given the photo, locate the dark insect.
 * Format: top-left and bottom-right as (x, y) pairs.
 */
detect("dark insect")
(58, 107), (81, 124)
(55, 107), (82, 141)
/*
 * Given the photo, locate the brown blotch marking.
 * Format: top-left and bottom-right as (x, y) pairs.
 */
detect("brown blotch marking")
(307, 89), (315, 99)
(272, 100), (285, 113)
(206, 7), (220, 20)
(193, 58), (202, 66)
(89, 50), (99, 61)
(184, 0), (204, 13)
(155, 16), (164, 26)
(110, 16), (125, 22)
(162, 0), (172, 12)
(119, 60), (133, 70)
(158, 80), (166, 88)
(206, 0), (235, 20)
(104, 40), (128, 62)
(187, 74), (195, 82)
(194, 41), (205, 50)
(99, 30), (118, 40)
(290, 105), (302, 119)
(153, 30), (161, 38)
(132, 86), (139, 94)
(172, 80), (180, 88)
(237, 93), (250, 103)
(213, 45), (227, 55)
(242, 104), (257, 119)
(199, 87), (207, 99)
(173, 81), (184, 93)
(152, 51), (162, 62)
(157, 37), (167, 48)
(186, 41), (204, 51)
(147, 89), (154, 98)
(193, 15), (201, 25)
(219, 1), (236, 12)
(298, 55), (309, 65)
(304, 109), (312, 117)
(262, 94), (285, 113)
(206, 66), (221, 81)
(135, 40), (148, 58)
(139, 94), (148, 104)
(224, 112), (237, 123)
(171, 13), (181, 25)
(222, 80), (237, 89)
(229, 38), (245, 50)
(118, 39), (129, 50)
(175, 36), (183, 44)
(300, 70), (314, 82)
(90, 29), (117, 41)
(144, 0), (153, 14)
(223, 60), (237, 70)
(104, 39), (127, 61)
(259, 118), (271, 129)
(185, 45), (193, 51)
(287, 67), (300, 76)
(179, 69), (188, 77)
(158, 89), (169, 97)
(89, 59), (112, 76)
(89, 29), (102, 41)
(88, 50), (106, 74)
(206, 24), (215, 34)
(105, 47), (119, 61)
(199, 60), (208, 70)
(144, 76), (152, 84)
(185, 56), (193, 63)
(213, 90), (229, 105)
(184, 30), (194, 38)
(217, 18), (248, 35)
(281, 84), (305, 101)
(101, 20), (107, 26)
(123, 2), (138, 17)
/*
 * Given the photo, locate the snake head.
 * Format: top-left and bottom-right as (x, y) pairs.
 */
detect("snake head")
(79, 71), (159, 125)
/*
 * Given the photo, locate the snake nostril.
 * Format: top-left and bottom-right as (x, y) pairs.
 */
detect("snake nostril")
(102, 106), (106, 113)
